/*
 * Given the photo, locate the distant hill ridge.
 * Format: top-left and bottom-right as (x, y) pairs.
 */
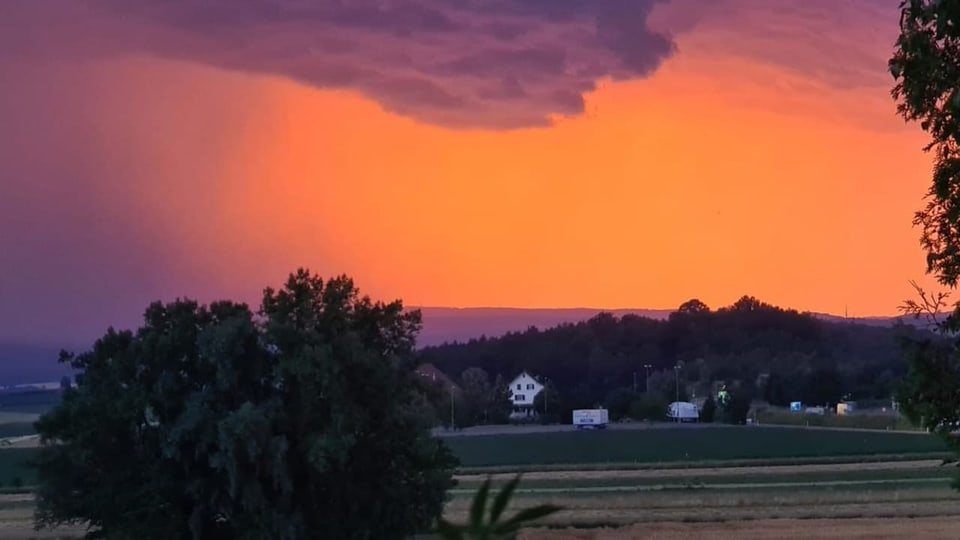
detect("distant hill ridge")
(0, 305), (934, 386)
(413, 306), (917, 348)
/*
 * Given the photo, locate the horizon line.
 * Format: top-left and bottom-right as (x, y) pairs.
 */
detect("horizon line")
(408, 305), (908, 319)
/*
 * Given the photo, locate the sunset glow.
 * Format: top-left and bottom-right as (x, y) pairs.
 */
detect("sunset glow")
(0, 1), (943, 344)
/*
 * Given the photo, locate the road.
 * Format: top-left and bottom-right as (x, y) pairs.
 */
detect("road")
(431, 421), (929, 438)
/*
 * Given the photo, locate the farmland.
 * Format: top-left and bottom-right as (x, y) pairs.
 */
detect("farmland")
(438, 425), (960, 538)
(440, 424), (949, 469)
(1, 423), (959, 537)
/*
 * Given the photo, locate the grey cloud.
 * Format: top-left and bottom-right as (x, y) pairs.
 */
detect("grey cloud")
(3, 0), (676, 130)
(651, 0), (899, 91)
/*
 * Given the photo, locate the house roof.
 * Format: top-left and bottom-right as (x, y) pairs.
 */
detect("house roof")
(510, 370), (544, 384)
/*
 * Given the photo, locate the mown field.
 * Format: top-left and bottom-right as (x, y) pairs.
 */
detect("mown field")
(444, 459), (960, 538)
(435, 426), (960, 538)
(442, 425), (948, 469)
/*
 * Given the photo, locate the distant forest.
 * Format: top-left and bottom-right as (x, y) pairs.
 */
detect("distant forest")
(418, 296), (930, 424)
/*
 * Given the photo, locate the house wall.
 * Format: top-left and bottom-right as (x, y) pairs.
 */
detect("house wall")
(509, 372), (543, 407)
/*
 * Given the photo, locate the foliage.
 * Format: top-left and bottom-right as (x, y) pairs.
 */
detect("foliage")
(700, 395), (716, 423)
(888, 2), (960, 489)
(895, 326), (960, 461)
(627, 393), (668, 422)
(531, 380), (560, 424)
(725, 392), (753, 425)
(435, 475), (561, 540)
(603, 387), (640, 421)
(891, 0), (960, 287)
(33, 269), (458, 540)
(420, 297), (914, 419)
(458, 368), (511, 426)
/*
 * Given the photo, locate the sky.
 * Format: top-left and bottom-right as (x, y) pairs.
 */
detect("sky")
(0, 0), (944, 346)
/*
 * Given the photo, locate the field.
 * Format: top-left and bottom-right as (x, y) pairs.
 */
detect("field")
(437, 425), (960, 538)
(440, 424), (948, 469)
(0, 423), (957, 537)
(755, 409), (921, 431)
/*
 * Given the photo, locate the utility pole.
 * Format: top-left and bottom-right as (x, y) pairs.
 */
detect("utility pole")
(644, 364), (652, 393)
(674, 363), (681, 423)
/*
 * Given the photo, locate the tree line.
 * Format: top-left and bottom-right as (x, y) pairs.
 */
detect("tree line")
(418, 296), (930, 426)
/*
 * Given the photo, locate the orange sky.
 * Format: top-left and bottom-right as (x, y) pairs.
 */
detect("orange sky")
(0, 1), (946, 343)
(209, 51), (938, 317)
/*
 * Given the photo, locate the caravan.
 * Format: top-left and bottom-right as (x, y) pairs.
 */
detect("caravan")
(668, 401), (699, 422)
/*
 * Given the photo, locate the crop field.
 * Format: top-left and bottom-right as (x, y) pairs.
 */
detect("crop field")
(444, 459), (960, 537)
(442, 425), (948, 468)
(0, 449), (37, 487)
(0, 425), (958, 538)
(435, 426), (960, 538)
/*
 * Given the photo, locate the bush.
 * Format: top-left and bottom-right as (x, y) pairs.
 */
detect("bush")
(604, 388), (640, 421)
(701, 395), (716, 423)
(628, 394), (668, 421)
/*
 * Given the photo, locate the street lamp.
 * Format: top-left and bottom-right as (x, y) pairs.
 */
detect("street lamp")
(643, 364), (652, 393)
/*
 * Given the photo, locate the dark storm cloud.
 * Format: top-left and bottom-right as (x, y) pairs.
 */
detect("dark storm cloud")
(1, 0), (676, 129)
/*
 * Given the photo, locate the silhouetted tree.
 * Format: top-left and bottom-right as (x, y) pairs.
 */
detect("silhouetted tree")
(891, 0), (960, 286)
(678, 299), (710, 314)
(628, 394), (668, 422)
(33, 269), (457, 539)
(532, 379), (561, 424)
(604, 387), (640, 421)
(890, 4), (960, 488)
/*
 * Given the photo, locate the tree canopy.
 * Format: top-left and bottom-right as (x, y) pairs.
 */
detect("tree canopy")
(420, 296), (919, 425)
(891, 0), (960, 288)
(33, 269), (457, 539)
(891, 0), (960, 484)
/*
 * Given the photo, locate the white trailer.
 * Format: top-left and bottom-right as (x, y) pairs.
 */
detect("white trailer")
(572, 409), (609, 429)
(668, 401), (700, 422)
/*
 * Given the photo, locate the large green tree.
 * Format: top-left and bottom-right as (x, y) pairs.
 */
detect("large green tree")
(891, 0), (960, 288)
(33, 269), (457, 539)
(891, 1), (960, 466)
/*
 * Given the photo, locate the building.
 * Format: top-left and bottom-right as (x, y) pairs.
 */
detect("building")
(508, 371), (544, 419)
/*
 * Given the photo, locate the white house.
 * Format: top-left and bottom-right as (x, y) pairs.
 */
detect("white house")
(509, 371), (544, 419)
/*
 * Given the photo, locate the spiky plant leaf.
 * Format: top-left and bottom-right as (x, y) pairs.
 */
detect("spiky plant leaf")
(489, 475), (521, 524)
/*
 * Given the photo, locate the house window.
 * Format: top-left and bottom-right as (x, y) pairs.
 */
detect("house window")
(516, 383), (521, 390)
(514, 394), (525, 401)
(526, 384), (534, 390)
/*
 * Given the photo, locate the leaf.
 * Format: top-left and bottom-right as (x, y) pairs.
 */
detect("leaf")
(489, 474), (521, 524)
(890, 63), (902, 79)
(469, 477), (492, 528)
